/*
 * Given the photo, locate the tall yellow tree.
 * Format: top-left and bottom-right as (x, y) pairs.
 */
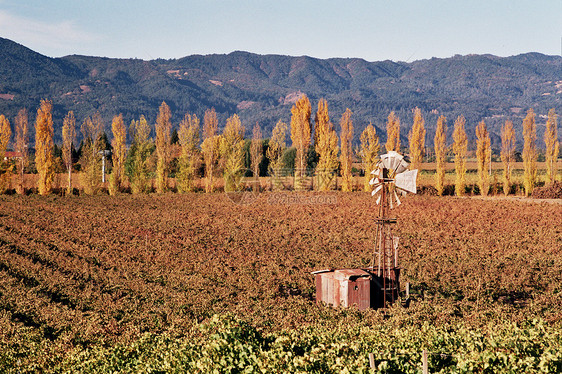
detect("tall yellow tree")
(452, 115), (467, 196)
(501, 120), (516, 196)
(35, 100), (55, 195)
(80, 113), (105, 195)
(290, 95), (311, 190)
(201, 108), (219, 193)
(385, 111), (400, 152)
(434, 115), (447, 196)
(360, 123), (380, 191)
(155, 101), (172, 193)
(109, 114), (126, 195)
(0, 114), (12, 193)
(408, 107), (425, 170)
(314, 99), (339, 191)
(220, 114), (245, 192)
(14, 109), (28, 194)
(250, 123), (263, 179)
(475, 120), (491, 196)
(544, 108), (559, 184)
(61, 111), (76, 195)
(128, 116), (152, 194)
(177, 113), (200, 193)
(267, 120), (288, 190)
(340, 108), (354, 192)
(522, 108), (537, 196)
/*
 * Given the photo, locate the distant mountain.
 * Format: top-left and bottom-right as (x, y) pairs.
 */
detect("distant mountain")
(0, 37), (561, 148)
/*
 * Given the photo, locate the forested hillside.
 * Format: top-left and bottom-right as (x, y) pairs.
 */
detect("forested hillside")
(0, 37), (560, 147)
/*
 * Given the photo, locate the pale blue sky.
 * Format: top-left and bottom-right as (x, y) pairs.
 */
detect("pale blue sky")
(1, 0), (561, 62)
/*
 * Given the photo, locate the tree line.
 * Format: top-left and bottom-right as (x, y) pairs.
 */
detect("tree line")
(0, 97), (559, 197)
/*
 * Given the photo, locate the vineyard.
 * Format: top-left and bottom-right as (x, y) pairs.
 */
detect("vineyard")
(1, 192), (562, 372)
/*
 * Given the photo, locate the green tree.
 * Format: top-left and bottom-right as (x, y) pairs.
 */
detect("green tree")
(80, 113), (105, 195)
(127, 116), (153, 194)
(220, 114), (245, 192)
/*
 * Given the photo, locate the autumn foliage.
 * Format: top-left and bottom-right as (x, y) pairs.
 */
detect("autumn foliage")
(433, 115), (447, 196)
(339, 109), (353, 192)
(155, 101), (172, 193)
(475, 120), (491, 196)
(359, 123), (380, 192)
(544, 108), (559, 184)
(109, 114), (126, 195)
(314, 99), (339, 191)
(452, 115), (467, 196)
(62, 111), (76, 195)
(408, 107), (425, 170)
(14, 109), (28, 194)
(177, 113), (200, 193)
(385, 111), (400, 152)
(290, 95), (312, 191)
(501, 120), (516, 196)
(34, 100), (55, 195)
(522, 109), (537, 196)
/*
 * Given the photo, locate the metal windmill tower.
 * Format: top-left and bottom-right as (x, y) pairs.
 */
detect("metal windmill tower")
(369, 151), (418, 307)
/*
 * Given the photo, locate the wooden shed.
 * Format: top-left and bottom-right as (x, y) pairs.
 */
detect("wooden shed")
(312, 267), (401, 310)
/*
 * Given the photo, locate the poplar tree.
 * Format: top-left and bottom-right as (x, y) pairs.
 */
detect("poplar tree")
(340, 108), (354, 192)
(80, 113), (105, 195)
(35, 100), (55, 195)
(408, 107), (425, 170)
(201, 108), (219, 193)
(14, 109), (28, 194)
(360, 123), (380, 192)
(62, 111), (76, 195)
(452, 115), (467, 196)
(385, 111), (400, 152)
(522, 108), (537, 196)
(250, 123), (263, 178)
(434, 115), (447, 196)
(314, 99), (339, 191)
(290, 95), (311, 190)
(501, 120), (516, 196)
(128, 116), (152, 194)
(177, 113), (200, 193)
(220, 114), (245, 192)
(544, 108), (559, 184)
(0, 114), (12, 193)
(109, 114), (126, 195)
(475, 120), (491, 196)
(267, 120), (287, 190)
(155, 101), (172, 193)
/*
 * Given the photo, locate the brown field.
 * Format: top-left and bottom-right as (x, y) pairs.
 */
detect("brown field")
(1, 192), (562, 372)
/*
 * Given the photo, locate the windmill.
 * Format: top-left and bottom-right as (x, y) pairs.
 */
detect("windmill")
(369, 151), (418, 307)
(311, 151), (418, 311)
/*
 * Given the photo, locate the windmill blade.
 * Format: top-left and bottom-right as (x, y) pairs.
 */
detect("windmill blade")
(371, 184), (382, 197)
(369, 177), (380, 186)
(380, 151), (403, 172)
(395, 169), (418, 194)
(393, 159), (409, 176)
